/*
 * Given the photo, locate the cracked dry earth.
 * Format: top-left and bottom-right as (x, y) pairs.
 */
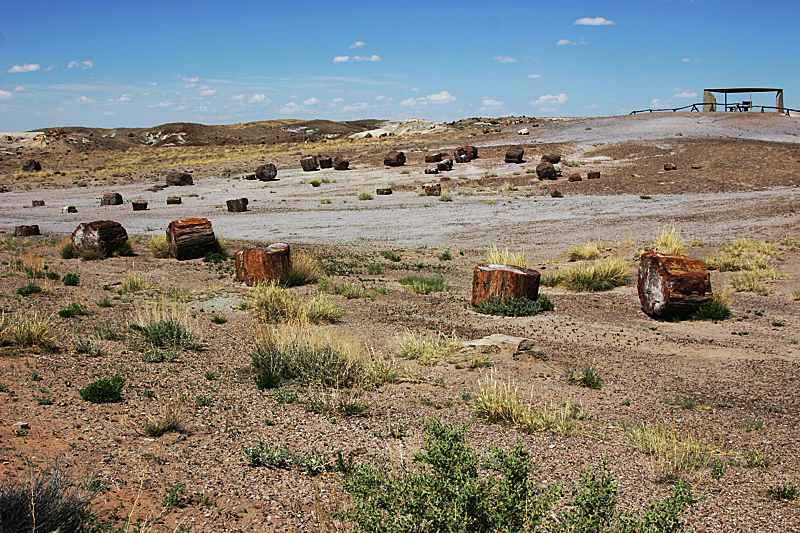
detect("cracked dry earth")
(0, 113), (799, 532)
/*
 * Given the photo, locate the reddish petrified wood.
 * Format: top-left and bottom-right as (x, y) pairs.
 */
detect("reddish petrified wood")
(226, 198), (249, 212)
(471, 263), (541, 306)
(423, 183), (441, 196)
(384, 151), (406, 166)
(71, 220), (128, 258)
(587, 172), (601, 179)
(637, 252), (712, 317)
(318, 156), (333, 169)
(505, 146), (524, 163)
(132, 200), (148, 211)
(101, 192), (123, 206)
(333, 156), (349, 170)
(14, 225), (40, 237)
(166, 196), (181, 205)
(455, 146), (478, 160)
(167, 218), (218, 260)
(437, 158), (453, 172)
(234, 243), (290, 286)
(300, 155), (319, 172)
(424, 153), (443, 163)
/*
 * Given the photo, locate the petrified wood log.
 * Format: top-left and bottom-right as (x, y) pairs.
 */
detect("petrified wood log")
(31, 200), (45, 207)
(234, 243), (290, 286)
(226, 198), (249, 212)
(300, 155), (319, 172)
(132, 200), (148, 211)
(505, 146), (524, 163)
(62, 206), (78, 213)
(166, 172), (193, 186)
(536, 162), (557, 180)
(100, 192), (123, 206)
(542, 154), (561, 164)
(437, 158), (453, 172)
(384, 151), (406, 167)
(167, 218), (218, 261)
(22, 160), (41, 172)
(424, 153), (443, 163)
(471, 263), (541, 306)
(425, 168), (439, 175)
(423, 183), (441, 196)
(318, 156), (333, 169)
(71, 220), (128, 258)
(637, 252), (712, 318)
(664, 162), (677, 171)
(166, 196), (182, 205)
(256, 163), (278, 181)
(455, 146), (478, 160)
(333, 156), (349, 170)
(376, 188), (393, 195)
(568, 173), (582, 182)
(14, 225), (40, 237)
(587, 172), (601, 180)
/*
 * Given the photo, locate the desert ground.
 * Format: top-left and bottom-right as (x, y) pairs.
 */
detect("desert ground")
(0, 112), (799, 532)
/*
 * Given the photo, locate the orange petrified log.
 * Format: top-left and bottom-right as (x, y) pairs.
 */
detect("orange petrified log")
(235, 243), (290, 286)
(167, 217), (218, 260)
(471, 263), (541, 306)
(637, 252), (712, 317)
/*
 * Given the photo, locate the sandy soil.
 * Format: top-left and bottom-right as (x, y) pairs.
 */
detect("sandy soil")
(0, 113), (799, 532)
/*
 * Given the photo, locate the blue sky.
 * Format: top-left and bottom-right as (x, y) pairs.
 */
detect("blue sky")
(1, 0), (797, 131)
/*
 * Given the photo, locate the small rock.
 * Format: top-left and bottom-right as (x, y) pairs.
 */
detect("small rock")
(587, 171), (601, 180)
(166, 171), (194, 186)
(425, 167), (439, 175)
(568, 173), (582, 182)
(536, 162), (557, 180)
(664, 162), (677, 171)
(31, 200), (45, 207)
(376, 188), (392, 195)
(22, 159), (41, 172)
(14, 422), (31, 430)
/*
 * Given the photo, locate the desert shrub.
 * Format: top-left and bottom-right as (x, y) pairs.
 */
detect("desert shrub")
(211, 314), (227, 324)
(564, 365), (604, 390)
(73, 338), (102, 357)
(473, 294), (554, 317)
(394, 329), (460, 366)
(10, 251), (45, 279)
(730, 267), (783, 295)
(243, 438), (290, 468)
(162, 483), (188, 509)
(119, 273), (157, 294)
(398, 275), (448, 294)
(367, 263), (383, 275)
(693, 292), (732, 320)
(16, 283), (42, 296)
(281, 250), (324, 286)
(130, 300), (200, 351)
(79, 376), (124, 403)
(358, 191), (373, 201)
(143, 397), (185, 437)
(721, 237), (779, 258)
(380, 250), (402, 262)
(305, 386), (374, 417)
(566, 241), (603, 261)
(483, 246), (534, 269)
(250, 324), (385, 389)
(62, 273), (80, 286)
(166, 287), (192, 302)
(254, 369), (281, 390)
(113, 237), (137, 257)
(58, 303), (86, 319)
(544, 258), (630, 292)
(331, 282), (371, 299)
(336, 416), (699, 532)
(439, 193), (453, 202)
(310, 179), (322, 187)
(0, 312), (53, 349)
(246, 282), (340, 324)
(0, 457), (98, 533)
(437, 250), (452, 261)
(147, 235), (173, 258)
(767, 484), (799, 503)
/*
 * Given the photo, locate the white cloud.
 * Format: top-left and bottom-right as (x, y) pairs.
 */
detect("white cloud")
(532, 93), (568, 106)
(56, 107), (65, 112)
(353, 55), (380, 61)
(14, 86), (24, 91)
(303, 97), (320, 106)
(493, 55), (517, 63)
(411, 87), (420, 92)
(248, 94), (270, 104)
(528, 74), (542, 79)
(75, 96), (96, 104)
(333, 56), (350, 63)
(45, 65), (55, 72)
(232, 94), (246, 100)
(0, 90), (13, 100)
(588, 103), (600, 109)
(556, 39), (573, 46)
(349, 41), (365, 49)
(401, 91), (456, 107)
(481, 98), (504, 108)
(67, 60), (94, 70)
(176, 105), (187, 110)
(673, 90), (697, 98)
(279, 102), (302, 113)
(117, 94), (132, 102)
(176, 74), (199, 83)
(682, 58), (690, 62)
(103, 111), (115, 116)
(199, 88), (216, 97)
(147, 101), (173, 108)
(332, 97), (345, 103)
(574, 17), (615, 25)
(143, 92), (150, 96)
(149, 81), (158, 86)
(8, 63), (40, 73)
(650, 98), (664, 107)
(342, 102), (368, 112)
(290, 95), (299, 99)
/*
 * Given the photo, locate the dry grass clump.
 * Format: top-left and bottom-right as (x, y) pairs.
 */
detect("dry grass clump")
(9, 251), (46, 279)
(147, 235), (174, 258)
(393, 329), (461, 365)
(57, 238), (78, 259)
(483, 246), (534, 269)
(281, 250), (325, 286)
(250, 323), (390, 389)
(473, 373), (581, 437)
(0, 312), (54, 349)
(119, 273), (158, 294)
(541, 258), (630, 292)
(245, 282), (340, 324)
(729, 268), (784, 296)
(721, 237), (779, 258)
(565, 241), (603, 261)
(130, 299), (200, 351)
(638, 224), (686, 257)
(143, 396), (187, 437)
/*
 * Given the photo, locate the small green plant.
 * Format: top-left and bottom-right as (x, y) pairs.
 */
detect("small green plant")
(710, 458), (727, 480)
(16, 283), (42, 296)
(46, 271), (60, 280)
(57, 238), (78, 259)
(566, 242), (603, 261)
(743, 446), (771, 468)
(97, 297), (112, 308)
(166, 287), (193, 302)
(473, 295), (554, 317)
(439, 193), (453, 202)
(203, 251), (227, 263)
(380, 250), (401, 262)
(740, 420), (764, 432)
(564, 365), (604, 390)
(398, 275), (448, 294)
(147, 235), (173, 258)
(162, 483), (188, 509)
(73, 338), (102, 357)
(321, 198), (332, 204)
(437, 250), (452, 261)
(204, 371), (216, 380)
(79, 376), (124, 403)
(768, 484), (799, 502)
(211, 314), (228, 324)
(243, 437), (290, 468)
(693, 292), (732, 320)
(254, 369), (281, 390)
(58, 302), (85, 318)
(367, 263), (383, 275)
(541, 258), (630, 292)
(310, 179), (322, 187)
(275, 387), (298, 404)
(195, 396), (214, 407)
(36, 393), (53, 405)
(31, 372), (42, 381)
(358, 191), (373, 201)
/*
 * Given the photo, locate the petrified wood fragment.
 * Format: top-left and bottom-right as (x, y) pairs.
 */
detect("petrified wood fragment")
(100, 192), (123, 206)
(471, 263), (541, 306)
(423, 183), (441, 196)
(71, 220), (128, 258)
(234, 243), (290, 286)
(14, 225), (40, 237)
(226, 198), (249, 212)
(256, 163), (278, 181)
(637, 252), (712, 318)
(384, 151), (406, 167)
(300, 155), (319, 172)
(505, 146), (524, 163)
(167, 217), (218, 260)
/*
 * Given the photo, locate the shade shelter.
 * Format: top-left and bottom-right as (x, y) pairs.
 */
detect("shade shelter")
(702, 88), (784, 113)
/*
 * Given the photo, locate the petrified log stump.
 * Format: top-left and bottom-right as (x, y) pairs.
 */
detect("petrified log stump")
(471, 263), (541, 306)
(425, 168), (439, 175)
(132, 200), (148, 211)
(318, 156), (333, 169)
(300, 155), (319, 172)
(376, 188), (393, 195)
(31, 200), (45, 207)
(14, 225), (40, 237)
(166, 172), (193, 186)
(101, 192), (123, 206)
(455, 146), (478, 160)
(637, 252), (712, 318)
(568, 173), (582, 182)
(333, 156), (349, 170)
(437, 159), (454, 172)
(256, 163), (278, 181)
(455, 153), (471, 163)
(167, 218), (218, 261)
(423, 183), (441, 196)
(22, 159), (42, 172)
(226, 198), (249, 212)
(62, 205), (78, 213)
(587, 172), (601, 180)
(505, 146), (524, 163)
(71, 220), (128, 258)
(424, 153), (443, 163)
(166, 196), (181, 205)
(536, 162), (557, 180)
(384, 151), (406, 167)
(234, 243), (290, 286)
(541, 154), (561, 164)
